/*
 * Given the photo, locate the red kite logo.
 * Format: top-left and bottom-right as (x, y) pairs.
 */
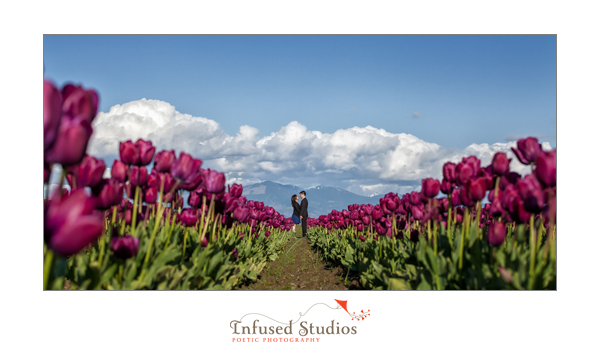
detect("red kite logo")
(334, 299), (370, 321)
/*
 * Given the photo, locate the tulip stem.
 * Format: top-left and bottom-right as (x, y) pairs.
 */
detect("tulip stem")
(111, 206), (117, 225)
(131, 186), (140, 236)
(43, 249), (54, 290)
(181, 227), (189, 263)
(527, 214), (537, 289)
(459, 207), (469, 270)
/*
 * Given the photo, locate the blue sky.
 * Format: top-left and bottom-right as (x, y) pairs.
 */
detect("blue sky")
(44, 35), (556, 195)
(44, 35), (556, 148)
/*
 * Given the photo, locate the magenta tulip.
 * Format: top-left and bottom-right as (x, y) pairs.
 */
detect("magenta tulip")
(44, 80), (63, 150)
(61, 83), (99, 123)
(491, 152), (512, 175)
(518, 174), (545, 214)
(534, 150), (556, 188)
(443, 162), (457, 183)
(511, 137), (542, 165)
(172, 152), (203, 191)
(203, 169), (226, 194)
(144, 186), (158, 203)
(70, 155), (106, 189)
(228, 183), (243, 198)
(93, 179), (123, 210)
(466, 177), (487, 202)
(136, 139), (156, 166)
(129, 166), (148, 187)
(232, 207), (250, 223)
(179, 209), (198, 227)
(154, 150), (176, 173)
(111, 159), (128, 183)
(488, 222), (507, 246)
(421, 178), (440, 198)
(44, 115), (93, 167)
(440, 179), (453, 195)
(459, 186), (476, 207)
(110, 235), (139, 260)
(44, 189), (104, 256)
(119, 140), (139, 165)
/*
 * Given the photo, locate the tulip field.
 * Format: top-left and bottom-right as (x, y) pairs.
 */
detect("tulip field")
(43, 80), (556, 290)
(305, 142), (556, 290)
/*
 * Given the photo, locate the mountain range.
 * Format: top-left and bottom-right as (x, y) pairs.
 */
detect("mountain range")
(242, 181), (383, 218)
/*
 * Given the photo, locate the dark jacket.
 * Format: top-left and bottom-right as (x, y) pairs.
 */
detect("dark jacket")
(292, 201), (301, 217)
(299, 197), (308, 218)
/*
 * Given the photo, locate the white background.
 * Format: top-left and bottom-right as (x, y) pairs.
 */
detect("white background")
(1, 1), (597, 349)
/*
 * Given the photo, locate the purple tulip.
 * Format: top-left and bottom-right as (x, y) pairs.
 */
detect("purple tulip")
(203, 169), (226, 194)
(70, 155), (106, 189)
(411, 205), (424, 220)
(44, 115), (93, 167)
(466, 177), (487, 202)
(44, 80), (63, 150)
(422, 178), (441, 198)
(456, 156), (481, 185)
(144, 186), (158, 203)
(409, 192), (421, 206)
(459, 186), (476, 207)
(490, 199), (504, 218)
(443, 162), (457, 183)
(154, 150), (176, 173)
(488, 222), (507, 246)
(179, 209), (198, 227)
(228, 183), (243, 198)
(440, 179), (453, 195)
(61, 83), (99, 123)
(119, 140), (140, 166)
(93, 179), (123, 210)
(511, 137), (542, 165)
(372, 206), (383, 221)
(232, 207), (250, 223)
(110, 235), (139, 260)
(518, 174), (545, 214)
(44, 189), (104, 256)
(491, 152), (512, 175)
(111, 159), (128, 183)
(129, 166), (148, 187)
(172, 152), (203, 191)
(409, 229), (419, 243)
(188, 190), (201, 208)
(451, 189), (461, 207)
(136, 139), (156, 166)
(509, 196), (531, 224)
(264, 230), (271, 238)
(534, 150), (556, 188)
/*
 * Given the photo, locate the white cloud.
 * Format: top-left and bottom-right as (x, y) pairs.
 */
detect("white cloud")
(88, 98), (555, 197)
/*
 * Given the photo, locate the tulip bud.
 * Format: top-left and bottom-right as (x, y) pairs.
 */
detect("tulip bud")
(110, 235), (139, 260)
(518, 174), (545, 214)
(179, 209), (198, 227)
(204, 169), (226, 194)
(488, 222), (507, 246)
(232, 207), (250, 223)
(440, 179), (453, 195)
(44, 80), (63, 150)
(135, 139), (156, 166)
(144, 186), (158, 203)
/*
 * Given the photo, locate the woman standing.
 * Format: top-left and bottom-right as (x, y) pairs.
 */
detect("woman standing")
(291, 194), (301, 234)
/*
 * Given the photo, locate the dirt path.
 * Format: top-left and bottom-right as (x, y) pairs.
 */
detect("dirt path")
(237, 234), (362, 290)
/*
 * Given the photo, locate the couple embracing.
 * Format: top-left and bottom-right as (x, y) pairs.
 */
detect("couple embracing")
(291, 191), (308, 237)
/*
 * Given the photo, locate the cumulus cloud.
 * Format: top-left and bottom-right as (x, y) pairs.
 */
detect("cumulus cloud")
(88, 99), (553, 197)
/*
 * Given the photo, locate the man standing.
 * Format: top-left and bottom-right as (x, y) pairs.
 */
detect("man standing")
(299, 191), (308, 237)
